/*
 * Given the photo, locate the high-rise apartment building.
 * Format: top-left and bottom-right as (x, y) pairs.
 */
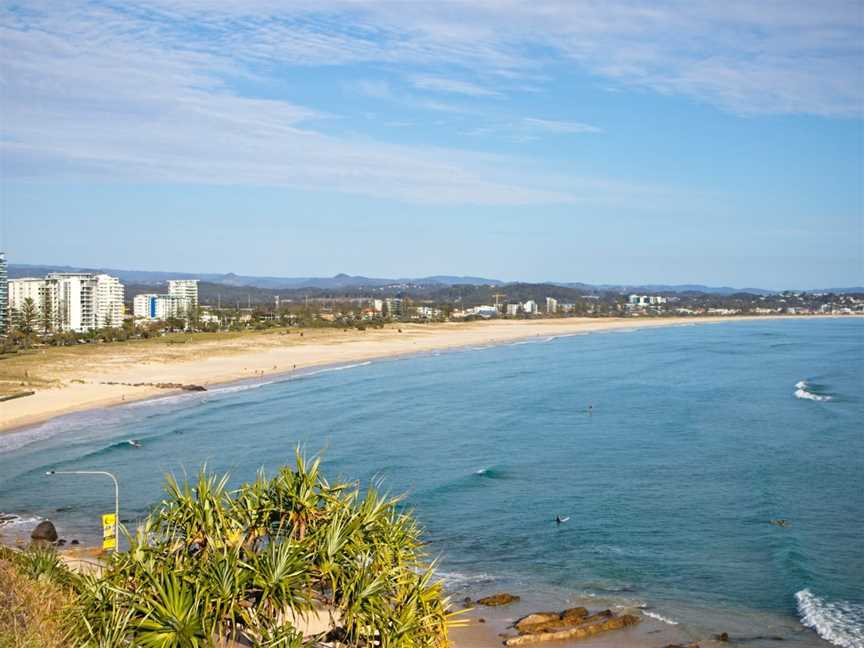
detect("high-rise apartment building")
(133, 293), (191, 321)
(0, 252), (7, 335)
(168, 280), (199, 306)
(9, 273), (125, 333)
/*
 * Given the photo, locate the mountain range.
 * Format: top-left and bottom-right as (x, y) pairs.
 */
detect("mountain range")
(7, 264), (862, 295)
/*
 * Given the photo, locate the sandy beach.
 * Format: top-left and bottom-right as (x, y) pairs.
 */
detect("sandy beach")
(0, 315), (841, 435)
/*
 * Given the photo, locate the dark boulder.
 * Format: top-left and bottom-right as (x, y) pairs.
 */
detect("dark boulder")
(478, 592), (521, 606)
(31, 520), (58, 542)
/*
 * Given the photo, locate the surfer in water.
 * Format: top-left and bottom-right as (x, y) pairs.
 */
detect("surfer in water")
(769, 519), (789, 528)
(127, 440), (142, 448)
(555, 515), (570, 525)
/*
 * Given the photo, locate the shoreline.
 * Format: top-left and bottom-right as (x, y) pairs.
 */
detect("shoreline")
(0, 315), (850, 437)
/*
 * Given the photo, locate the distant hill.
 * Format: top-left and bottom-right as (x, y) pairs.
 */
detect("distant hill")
(7, 265), (502, 290)
(7, 263), (861, 295)
(555, 282), (776, 296)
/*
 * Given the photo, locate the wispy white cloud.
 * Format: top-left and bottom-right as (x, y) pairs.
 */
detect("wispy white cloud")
(126, 0), (862, 117)
(410, 75), (502, 97)
(2, 0), (856, 210)
(522, 118), (602, 134)
(0, 4), (591, 205)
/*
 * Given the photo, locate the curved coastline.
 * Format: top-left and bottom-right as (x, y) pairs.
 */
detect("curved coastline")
(0, 315), (859, 648)
(0, 314), (849, 437)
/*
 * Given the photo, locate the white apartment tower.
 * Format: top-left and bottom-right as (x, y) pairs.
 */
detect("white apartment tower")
(0, 252), (7, 334)
(47, 273), (125, 332)
(168, 280), (199, 306)
(8, 278), (54, 329)
(134, 293), (190, 321)
(546, 297), (559, 314)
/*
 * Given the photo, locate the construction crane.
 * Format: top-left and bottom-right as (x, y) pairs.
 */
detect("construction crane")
(492, 293), (507, 309)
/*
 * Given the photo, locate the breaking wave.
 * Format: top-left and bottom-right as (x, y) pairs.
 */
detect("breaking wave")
(796, 589), (864, 648)
(641, 610), (680, 626)
(795, 380), (832, 402)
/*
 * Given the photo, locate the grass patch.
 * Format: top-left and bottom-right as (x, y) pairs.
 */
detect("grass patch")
(0, 550), (75, 648)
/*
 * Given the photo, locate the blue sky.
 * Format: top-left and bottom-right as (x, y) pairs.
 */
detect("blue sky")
(0, 1), (861, 289)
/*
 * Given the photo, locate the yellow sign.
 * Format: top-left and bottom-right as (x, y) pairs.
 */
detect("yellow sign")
(102, 513), (117, 550)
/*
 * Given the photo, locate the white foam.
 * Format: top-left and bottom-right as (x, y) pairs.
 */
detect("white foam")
(434, 569), (495, 589)
(642, 610), (680, 626)
(0, 418), (70, 454)
(208, 380), (278, 395)
(794, 381), (832, 401)
(796, 589), (864, 648)
(306, 361), (372, 375)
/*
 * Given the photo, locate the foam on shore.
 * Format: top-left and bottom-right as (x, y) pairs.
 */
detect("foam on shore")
(796, 589), (864, 648)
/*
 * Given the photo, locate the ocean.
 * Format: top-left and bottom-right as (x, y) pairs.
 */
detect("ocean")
(1, 318), (862, 647)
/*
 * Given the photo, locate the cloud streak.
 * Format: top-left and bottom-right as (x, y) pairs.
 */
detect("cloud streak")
(1, 1), (859, 209)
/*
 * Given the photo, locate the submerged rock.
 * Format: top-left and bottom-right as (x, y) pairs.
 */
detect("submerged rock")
(31, 520), (58, 542)
(477, 593), (520, 606)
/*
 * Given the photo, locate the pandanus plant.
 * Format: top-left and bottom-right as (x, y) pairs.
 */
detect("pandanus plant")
(47, 448), (453, 647)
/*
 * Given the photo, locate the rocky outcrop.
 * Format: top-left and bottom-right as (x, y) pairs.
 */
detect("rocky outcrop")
(101, 381), (207, 391)
(477, 593), (520, 606)
(515, 608), (594, 633)
(31, 520), (58, 542)
(505, 613), (639, 645)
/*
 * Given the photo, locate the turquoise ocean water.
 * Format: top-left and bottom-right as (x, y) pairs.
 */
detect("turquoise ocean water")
(1, 319), (862, 646)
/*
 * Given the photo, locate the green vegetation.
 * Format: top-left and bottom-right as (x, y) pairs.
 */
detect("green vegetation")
(1, 451), (454, 647)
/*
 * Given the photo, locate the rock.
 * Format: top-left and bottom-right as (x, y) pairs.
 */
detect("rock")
(477, 593), (521, 607)
(31, 520), (58, 542)
(515, 613), (562, 632)
(516, 609), (609, 635)
(505, 613), (640, 645)
(716, 632), (730, 642)
(56, 539), (66, 546)
(182, 384), (207, 392)
(561, 607), (589, 622)
(70, 540), (80, 545)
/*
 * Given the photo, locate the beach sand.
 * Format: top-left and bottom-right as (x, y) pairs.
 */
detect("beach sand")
(0, 316), (839, 434)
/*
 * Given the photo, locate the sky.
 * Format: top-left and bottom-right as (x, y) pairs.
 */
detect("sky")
(0, 1), (862, 289)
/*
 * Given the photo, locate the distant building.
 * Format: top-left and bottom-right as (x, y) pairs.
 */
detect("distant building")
(415, 306), (442, 319)
(8, 278), (53, 329)
(134, 293), (192, 321)
(0, 252), (7, 334)
(11, 273), (125, 332)
(47, 273), (124, 331)
(372, 299), (384, 313)
(522, 300), (538, 314)
(168, 279), (199, 306)
(560, 303), (575, 313)
(546, 297), (558, 313)
(385, 297), (404, 317)
(506, 303), (520, 316)
(627, 294), (667, 308)
(469, 305), (498, 318)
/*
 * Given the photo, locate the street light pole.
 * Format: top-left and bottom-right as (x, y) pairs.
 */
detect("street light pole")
(46, 470), (119, 551)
